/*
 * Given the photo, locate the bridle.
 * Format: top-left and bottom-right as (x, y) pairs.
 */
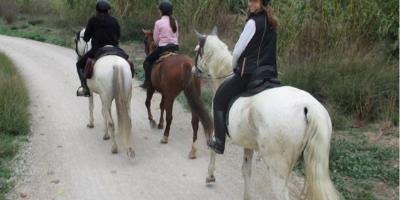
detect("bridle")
(75, 30), (89, 58)
(194, 36), (233, 80)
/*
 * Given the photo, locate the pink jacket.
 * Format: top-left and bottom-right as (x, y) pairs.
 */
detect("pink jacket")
(153, 16), (179, 47)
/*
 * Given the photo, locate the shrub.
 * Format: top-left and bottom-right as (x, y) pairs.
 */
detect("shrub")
(0, 0), (18, 24)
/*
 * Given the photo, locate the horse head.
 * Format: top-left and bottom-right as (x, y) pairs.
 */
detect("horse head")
(142, 29), (155, 56)
(75, 28), (91, 58)
(193, 26), (220, 73)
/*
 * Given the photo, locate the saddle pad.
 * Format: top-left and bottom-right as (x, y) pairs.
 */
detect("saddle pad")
(84, 58), (135, 79)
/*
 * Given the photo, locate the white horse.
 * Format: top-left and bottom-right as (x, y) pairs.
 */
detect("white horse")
(75, 29), (134, 158)
(195, 32), (340, 200)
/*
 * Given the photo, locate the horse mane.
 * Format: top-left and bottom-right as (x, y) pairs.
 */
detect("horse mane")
(201, 36), (233, 89)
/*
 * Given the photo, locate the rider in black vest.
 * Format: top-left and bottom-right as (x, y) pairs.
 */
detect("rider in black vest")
(208, 0), (278, 154)
(76, 0), (121, 97)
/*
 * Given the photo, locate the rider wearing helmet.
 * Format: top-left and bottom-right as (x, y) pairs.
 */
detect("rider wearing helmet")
(76, 0), (121, 96)
(141, 0), (179, 88)
(208, 0), (278, 154)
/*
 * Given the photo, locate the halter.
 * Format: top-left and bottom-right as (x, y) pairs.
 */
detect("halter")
(194, 36), (233, 80)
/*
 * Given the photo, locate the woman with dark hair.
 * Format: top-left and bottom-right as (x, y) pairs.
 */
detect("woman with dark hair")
(76, 0), (121, 96)
(141, 1), (179, 88)
(208, 0), (279, 154)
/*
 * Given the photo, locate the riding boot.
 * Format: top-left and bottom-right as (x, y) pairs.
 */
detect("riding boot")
(208, 110), (227, 154)
(140, 60), (151, 89)
(76, 67), (91, 97)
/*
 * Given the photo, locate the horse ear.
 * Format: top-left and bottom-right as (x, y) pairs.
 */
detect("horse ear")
(210, 26), (218, 36)
(194, 30), (205, 39)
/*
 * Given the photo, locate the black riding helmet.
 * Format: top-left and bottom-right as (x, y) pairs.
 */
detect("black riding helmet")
(159, 1), (173, 16)
(96, 0), (111, 13)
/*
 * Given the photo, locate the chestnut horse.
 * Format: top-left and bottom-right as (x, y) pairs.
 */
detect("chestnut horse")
(142, 29), (213, 159)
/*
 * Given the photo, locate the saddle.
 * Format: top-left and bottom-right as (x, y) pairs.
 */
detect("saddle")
(225, 66), (281, 134)
(155, 52), (178, 64)
(84, 46), (134, 79)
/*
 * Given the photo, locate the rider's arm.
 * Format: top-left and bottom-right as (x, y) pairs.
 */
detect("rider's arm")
(232, 19), (256, 68)
(83, 17), (95, 42)
(153, 21), (160, 45)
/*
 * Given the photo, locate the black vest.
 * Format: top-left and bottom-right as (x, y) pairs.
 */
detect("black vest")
(237, 11), (277, 78)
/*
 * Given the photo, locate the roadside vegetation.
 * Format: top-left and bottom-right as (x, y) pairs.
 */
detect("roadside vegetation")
(0, 0), (397, 199)
(0, 53), (30, 199)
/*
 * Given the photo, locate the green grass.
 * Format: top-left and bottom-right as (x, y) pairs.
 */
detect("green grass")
(0, 17), (73, 47)
(0, 52), (30, 199)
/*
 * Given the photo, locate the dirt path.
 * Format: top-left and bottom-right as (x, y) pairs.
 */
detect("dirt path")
(0, 35), (302, 200)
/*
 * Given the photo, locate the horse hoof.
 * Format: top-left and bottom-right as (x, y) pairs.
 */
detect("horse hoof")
(111, 147), (118, 154)
(160, 137), (168, 144)
(127, 148), (135, 159)
(87, 123), (94, 128)
(103, 135), (110, 140)
(150, 120), (157, 129)
(206, 175), (216, 184)
(158, 124), (164, 129)
(189, 148), (197, 159)
(189, 153), (197, 159)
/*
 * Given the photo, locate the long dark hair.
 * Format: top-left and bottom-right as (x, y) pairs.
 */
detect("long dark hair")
(168, 15), (177, 33)
(247, 4), (278, 29)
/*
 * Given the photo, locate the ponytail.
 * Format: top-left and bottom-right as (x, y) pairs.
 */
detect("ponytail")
(168, 15), (177, 33)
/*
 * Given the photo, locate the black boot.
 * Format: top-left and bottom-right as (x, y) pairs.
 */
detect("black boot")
(140, 61), (152, 89)
(76, 67), (91, 97)
(208, 110), (227, 154)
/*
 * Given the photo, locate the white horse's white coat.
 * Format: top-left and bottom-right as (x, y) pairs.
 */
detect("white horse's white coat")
(76, 29), (134, 158)
(199, 36), (339, 200)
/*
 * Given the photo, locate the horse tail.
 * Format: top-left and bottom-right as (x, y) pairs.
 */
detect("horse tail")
(302, 105), (340, 200)
(113, 64), (132, 147)
(182, 62), (213, 141)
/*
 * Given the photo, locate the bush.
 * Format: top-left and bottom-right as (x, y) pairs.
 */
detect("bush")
(0, 53), (30, 136)
(0, 0), (18, 24)
(0, 52), (30, 199)
(280, 49), (399, 125)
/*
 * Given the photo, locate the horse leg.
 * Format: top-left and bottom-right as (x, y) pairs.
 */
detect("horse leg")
(242, 148), (254, 200)
(158, 95), (165, 129)
(206, 150), (217, 183)
(160, 97), (174, 144)
(145, 87), (157, 128)
(105, 107), (118, 154)
(189, 113), (199, 159)
(87, 93), (95, 128)
(259, 146), (291, 200)
(101, 105), (110, 140)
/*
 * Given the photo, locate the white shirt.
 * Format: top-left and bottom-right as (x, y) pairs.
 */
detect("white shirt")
(232, 19), (256, 68)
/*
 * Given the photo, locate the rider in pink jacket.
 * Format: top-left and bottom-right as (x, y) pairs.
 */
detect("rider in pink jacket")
(141, 1), (179, 88)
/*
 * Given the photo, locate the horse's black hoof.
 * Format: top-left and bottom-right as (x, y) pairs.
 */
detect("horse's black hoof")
(206, 175), (216, 183)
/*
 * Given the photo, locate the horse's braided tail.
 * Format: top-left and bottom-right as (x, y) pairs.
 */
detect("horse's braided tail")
(182, 62), (213, 142)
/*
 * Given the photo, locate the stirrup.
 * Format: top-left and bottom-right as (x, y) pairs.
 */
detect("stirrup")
(76, 86), (91, 97)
